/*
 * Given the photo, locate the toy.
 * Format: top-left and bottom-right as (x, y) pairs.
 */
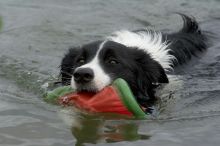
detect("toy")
(44, 78), (147, 118)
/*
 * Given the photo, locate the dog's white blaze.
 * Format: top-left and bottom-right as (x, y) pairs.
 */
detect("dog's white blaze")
(107, 30), (175, 71)
(72, 41), (111, 91)
(70, 76), (77, 90)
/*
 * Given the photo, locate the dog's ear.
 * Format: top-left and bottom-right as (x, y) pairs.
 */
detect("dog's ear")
(134, 51), (169, 105)
(60, 47), (80, 85)
(135, 51), (169, 85)
(156, 64), (169, 83)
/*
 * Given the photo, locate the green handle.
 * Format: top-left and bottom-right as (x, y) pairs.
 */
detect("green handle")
(44, 86), (74, 104)
(113, 78), (147, 119)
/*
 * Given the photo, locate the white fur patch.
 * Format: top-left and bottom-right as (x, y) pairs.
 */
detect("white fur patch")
(107, 30), (175, 71)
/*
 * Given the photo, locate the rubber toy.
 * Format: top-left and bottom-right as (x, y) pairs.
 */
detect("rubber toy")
(44, 78), (147, 118)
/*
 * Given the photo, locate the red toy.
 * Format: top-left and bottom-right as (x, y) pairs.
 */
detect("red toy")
(45, 78), (147, 118)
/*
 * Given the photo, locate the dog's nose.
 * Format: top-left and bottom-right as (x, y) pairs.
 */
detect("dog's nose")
(73, 68), (94, 83)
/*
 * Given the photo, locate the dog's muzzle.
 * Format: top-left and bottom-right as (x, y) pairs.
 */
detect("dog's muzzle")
(73, 68), (94, 84)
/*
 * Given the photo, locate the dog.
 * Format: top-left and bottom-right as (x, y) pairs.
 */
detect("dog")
(60, 14), (207, 109)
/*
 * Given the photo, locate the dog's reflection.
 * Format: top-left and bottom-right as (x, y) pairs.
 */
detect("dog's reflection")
(59, 109), (150, 145)
(72, 118), (150, 144)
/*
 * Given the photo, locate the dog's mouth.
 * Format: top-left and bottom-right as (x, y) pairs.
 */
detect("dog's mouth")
(74, 80), (112, 94)
(75, 83), (100, 94)
(71, 80), (154, 114)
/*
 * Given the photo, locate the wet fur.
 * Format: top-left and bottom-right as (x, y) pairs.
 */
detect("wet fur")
(60, 14), (207, 108)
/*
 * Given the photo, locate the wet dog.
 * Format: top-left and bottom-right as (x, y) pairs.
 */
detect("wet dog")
(60, 14), (207, 108)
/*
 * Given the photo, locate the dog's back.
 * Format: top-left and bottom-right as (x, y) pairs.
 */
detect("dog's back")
(165, 14), (207, 66)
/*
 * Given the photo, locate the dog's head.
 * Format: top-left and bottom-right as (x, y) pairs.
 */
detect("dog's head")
(60, 40), (168, 105)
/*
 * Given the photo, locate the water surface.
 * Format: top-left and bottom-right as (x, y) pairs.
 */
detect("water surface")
(0, 0), (220, 146)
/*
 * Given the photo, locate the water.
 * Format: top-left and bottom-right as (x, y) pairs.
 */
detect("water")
(0, 0), (220, 146)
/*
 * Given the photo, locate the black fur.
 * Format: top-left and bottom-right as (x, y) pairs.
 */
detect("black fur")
(99, 41), (169, 106)
(165, 14), (207, 65)
(61, 41), (101, 85)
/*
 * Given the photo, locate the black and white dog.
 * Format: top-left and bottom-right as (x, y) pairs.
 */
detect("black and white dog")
(60, 14), (207, 108)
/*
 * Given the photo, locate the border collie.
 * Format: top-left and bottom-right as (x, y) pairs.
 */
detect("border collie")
(60, 14), (207, 109)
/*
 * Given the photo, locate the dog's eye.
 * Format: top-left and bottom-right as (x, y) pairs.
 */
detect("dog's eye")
(108, 59), (119, 64)
(77, 58), (85, 64)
